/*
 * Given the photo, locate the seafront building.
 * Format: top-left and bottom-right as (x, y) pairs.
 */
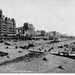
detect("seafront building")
(0, 10), (16, 36)
(16, 23), (35, 36)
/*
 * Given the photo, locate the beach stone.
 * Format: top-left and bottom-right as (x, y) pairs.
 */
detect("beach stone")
(42, 57), (47, 61)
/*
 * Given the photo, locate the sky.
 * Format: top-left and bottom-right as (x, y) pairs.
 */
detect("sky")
(0, 0), (75, 35)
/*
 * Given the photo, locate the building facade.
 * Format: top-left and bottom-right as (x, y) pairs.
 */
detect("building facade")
(16, 23), (35, 36)
(27, 24), (35, 36)
(0, 10), (16, 35)
(35, 30), (45, 36)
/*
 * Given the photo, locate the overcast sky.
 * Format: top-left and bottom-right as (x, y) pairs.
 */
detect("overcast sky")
(0, 0), (75, 35)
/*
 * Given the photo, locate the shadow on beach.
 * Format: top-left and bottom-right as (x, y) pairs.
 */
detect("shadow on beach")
(0, 51), (45, 66)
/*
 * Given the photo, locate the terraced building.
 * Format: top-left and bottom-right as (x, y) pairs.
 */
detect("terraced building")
(0, 9), (16, 36)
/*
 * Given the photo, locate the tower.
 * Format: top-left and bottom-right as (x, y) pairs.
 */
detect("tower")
(0, 9), (2, 18)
